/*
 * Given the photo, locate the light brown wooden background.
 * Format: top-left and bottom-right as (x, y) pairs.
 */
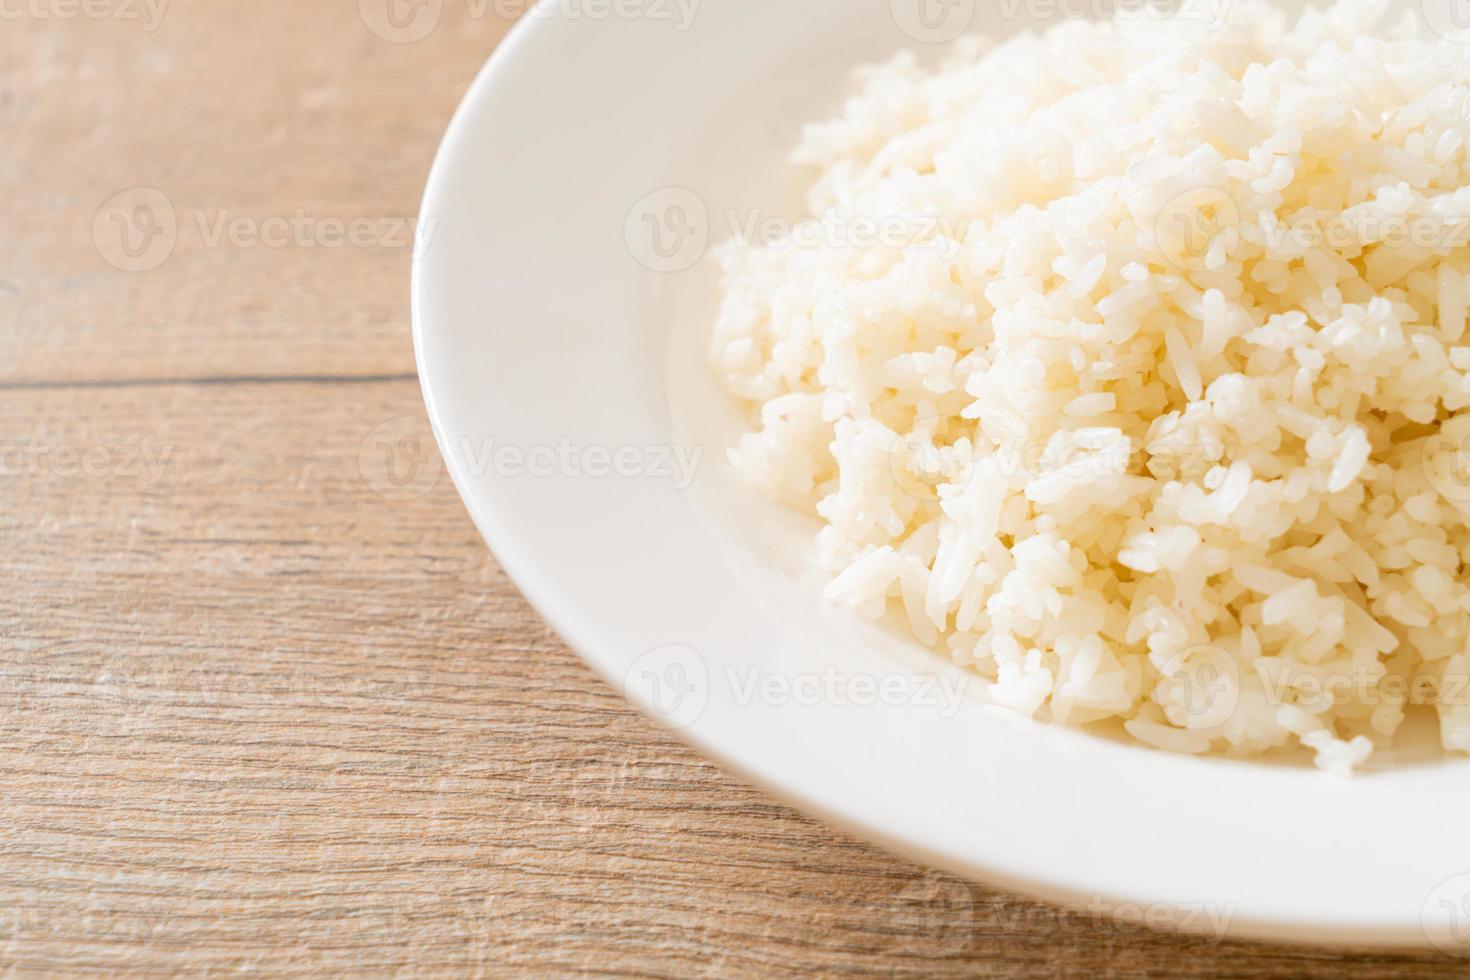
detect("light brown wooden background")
(1, 1), (1464, 975)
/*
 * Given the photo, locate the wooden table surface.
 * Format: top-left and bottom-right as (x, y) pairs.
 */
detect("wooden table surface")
(3, 1), (1466, 975)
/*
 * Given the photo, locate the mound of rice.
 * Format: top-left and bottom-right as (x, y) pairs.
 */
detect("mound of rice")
(709, 0), (1470, 773)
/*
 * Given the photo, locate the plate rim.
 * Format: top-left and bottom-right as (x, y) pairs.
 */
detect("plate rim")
(410, 3), (1453, 951)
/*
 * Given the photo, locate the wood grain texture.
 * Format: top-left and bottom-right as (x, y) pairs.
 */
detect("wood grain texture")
(1, 0), (500, 385)
(5, 381), (1465, 978)
(2, 3), (1467, 977)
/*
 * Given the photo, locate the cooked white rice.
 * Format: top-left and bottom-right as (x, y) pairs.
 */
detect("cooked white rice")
(709, 0), (1470, 773)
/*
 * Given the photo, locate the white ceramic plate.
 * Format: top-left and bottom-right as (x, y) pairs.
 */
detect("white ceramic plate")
(414, 0), (1470, 949)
